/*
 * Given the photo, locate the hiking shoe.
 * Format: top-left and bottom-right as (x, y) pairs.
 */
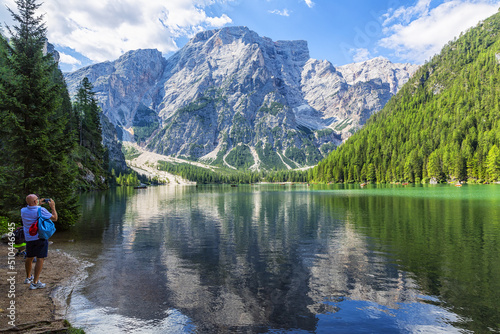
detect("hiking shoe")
(24, 275), (34, 284)
(30, 281), (46, 290)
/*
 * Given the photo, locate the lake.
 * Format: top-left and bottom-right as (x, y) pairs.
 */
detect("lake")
(51, 184), (500, 333)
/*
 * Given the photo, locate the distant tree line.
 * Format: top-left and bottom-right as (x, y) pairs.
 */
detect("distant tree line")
(157, 161), (309, 184)
(115, 171), (140, 186)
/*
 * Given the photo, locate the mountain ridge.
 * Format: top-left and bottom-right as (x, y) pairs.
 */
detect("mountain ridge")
(65, 26), (419, 171)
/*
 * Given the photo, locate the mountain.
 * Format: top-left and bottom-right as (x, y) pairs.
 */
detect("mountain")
(302, 57), (417, 136)
(65, 27), (418, 170)
(311, 11), (500, 184)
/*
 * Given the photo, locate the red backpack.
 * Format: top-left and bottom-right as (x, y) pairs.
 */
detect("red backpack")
(28, 219), (38, 236)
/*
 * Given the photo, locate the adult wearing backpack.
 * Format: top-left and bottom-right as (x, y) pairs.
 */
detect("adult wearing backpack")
(20, 194), (58, 290)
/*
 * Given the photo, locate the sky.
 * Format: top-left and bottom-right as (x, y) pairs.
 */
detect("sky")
(0, 0), (499, 72)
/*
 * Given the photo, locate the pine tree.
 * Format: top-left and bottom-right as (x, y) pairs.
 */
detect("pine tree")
(0, 32), (21, 209)
(426, 151), (442, 182)
(0, 0), (79, 226)
(486, 145), (500, 181)
(73, 77), (105, 160)
(70, 77), (110, 190)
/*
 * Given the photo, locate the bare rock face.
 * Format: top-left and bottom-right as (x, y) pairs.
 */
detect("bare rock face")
(337, 57), (419, 95)
(100, 113), (128, 172)
(44, 41), (60, 63)
(65, 27), (418, 170)
(301, 57), (419, 138)
(65, 49), (167, 133)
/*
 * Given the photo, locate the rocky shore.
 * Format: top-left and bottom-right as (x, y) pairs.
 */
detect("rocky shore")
(0, 244), (88, 333)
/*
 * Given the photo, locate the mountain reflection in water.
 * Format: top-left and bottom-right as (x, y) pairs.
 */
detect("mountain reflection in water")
(54, 184), (499, 333)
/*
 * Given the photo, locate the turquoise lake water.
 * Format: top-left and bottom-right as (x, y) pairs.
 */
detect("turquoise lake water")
(51, 184), (500, 333)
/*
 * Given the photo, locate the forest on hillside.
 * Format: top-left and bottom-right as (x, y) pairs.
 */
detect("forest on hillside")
(310, 10), (500, 184)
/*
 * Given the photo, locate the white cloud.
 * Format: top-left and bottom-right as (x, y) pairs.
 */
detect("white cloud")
(206, 14), (233, 27)
(58, 52), (82, 72)
(59, 52), (81, 65)
(0, 0), (17, 23)
(304, 0), (315, 8)
(380, 0), (500, 63)
(382, 0), (432, 26)
(351, 48), (372, 62)
(15, 0), (234, 63)
(269, 9), (291, 17)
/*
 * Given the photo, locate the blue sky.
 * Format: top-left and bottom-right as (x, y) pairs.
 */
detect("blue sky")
(1, 0), (499, 72)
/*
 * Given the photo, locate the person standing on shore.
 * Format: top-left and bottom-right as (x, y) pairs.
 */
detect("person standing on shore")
(20, 194), (58, 290)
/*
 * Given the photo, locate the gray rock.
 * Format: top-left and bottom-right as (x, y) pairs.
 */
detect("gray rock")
(100, 113), (128, 172)
(44, 41), (60, 63)
(65, 49), (166, 130)
(64, 27), (419, 169)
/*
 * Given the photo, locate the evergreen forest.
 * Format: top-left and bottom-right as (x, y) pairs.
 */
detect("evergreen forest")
(0, 0), (110, 227)
(310, 11), (500, 184)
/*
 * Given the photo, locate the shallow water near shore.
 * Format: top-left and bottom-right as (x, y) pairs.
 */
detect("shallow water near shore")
(51, 184), (500, 333)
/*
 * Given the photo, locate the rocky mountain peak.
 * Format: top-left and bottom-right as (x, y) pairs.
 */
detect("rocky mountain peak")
(191, 26), (255, 44)
(338, 56), (419, 95)
(42, 41), (62, 64)
(188, 26), (309, 64)
(65, 27), (418, 170)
